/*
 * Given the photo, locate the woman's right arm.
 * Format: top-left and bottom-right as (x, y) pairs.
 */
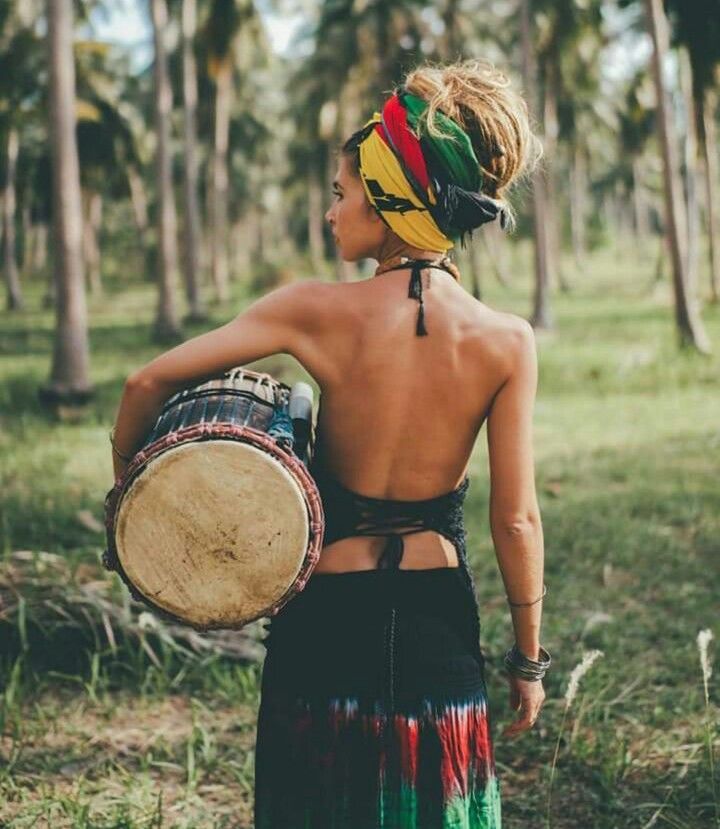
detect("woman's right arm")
(485, 319), (546, 736)
(486, 319), (544, 654)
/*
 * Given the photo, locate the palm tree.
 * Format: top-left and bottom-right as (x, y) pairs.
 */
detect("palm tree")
(534, 0), (605, 291)
(73, 40), (150, 298)
(0, 8), (44, 310)
(700, 86), (720, 303)
(665, 0), (720, 303)
(616, 69), (656, 243)
(519, 0), (552, 329)
(643, 0), (710, 352)
(2, 126), (23, 309)
(41, 0), (93, 405)
(204, 0), (260, 303)
(181, 0), (206, 321)
(150, 0), (182, 342)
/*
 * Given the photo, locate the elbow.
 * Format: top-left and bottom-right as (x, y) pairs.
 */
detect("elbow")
(492, 513), (542, 537)
(125, 370), (163, 394)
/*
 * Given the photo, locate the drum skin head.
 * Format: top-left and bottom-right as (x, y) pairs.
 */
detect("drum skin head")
(115, 441), (309, 628)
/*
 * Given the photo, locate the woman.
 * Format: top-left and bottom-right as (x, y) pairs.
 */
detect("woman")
(111, 60), (548, 828)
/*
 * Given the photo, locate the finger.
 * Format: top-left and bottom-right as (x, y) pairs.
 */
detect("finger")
(502, 709), (541, 737)
(502, 718), (534, 737)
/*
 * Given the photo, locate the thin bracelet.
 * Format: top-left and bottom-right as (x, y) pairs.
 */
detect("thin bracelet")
(506, 583), (547, 607)
(109, 428), (134, 462)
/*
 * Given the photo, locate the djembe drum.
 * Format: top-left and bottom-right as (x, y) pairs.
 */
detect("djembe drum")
(102, 368), (325, 630)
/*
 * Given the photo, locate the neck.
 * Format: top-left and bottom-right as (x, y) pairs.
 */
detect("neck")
(372, 234), (446, 273)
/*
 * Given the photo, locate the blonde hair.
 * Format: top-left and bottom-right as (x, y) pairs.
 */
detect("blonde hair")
(403, 59), (543, 230)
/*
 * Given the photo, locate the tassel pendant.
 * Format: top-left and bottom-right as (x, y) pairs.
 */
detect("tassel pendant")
(408, 263), (422, 299)
(416, 300), (428, 335)
(408, 262), (428, 335)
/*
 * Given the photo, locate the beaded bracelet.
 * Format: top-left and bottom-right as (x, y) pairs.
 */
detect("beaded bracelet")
(504, 643), (552, 681)
(506, 583), (547, 607)
(109, 428), (134, 462)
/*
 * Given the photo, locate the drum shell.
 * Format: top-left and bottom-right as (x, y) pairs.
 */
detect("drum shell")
(103, 370), (324, 630)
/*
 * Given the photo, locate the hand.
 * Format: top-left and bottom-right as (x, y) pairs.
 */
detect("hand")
(502, 673), (545, 738)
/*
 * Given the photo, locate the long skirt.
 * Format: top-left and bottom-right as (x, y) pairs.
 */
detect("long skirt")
(253, 565), (502, 828)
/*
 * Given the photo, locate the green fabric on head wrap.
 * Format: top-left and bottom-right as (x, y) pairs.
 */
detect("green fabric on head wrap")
(401, 92), (483, 193)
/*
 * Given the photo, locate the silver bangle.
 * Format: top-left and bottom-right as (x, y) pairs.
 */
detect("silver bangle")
(504, 643), (551, 681)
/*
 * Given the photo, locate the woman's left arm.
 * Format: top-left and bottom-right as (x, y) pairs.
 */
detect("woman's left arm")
(111, 279), (326, 481)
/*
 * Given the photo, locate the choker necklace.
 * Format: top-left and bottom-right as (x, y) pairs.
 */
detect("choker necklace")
(373, 255), (460, 337)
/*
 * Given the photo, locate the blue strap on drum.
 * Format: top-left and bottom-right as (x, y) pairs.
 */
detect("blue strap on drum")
(267, 381), (315, 462)
(267, 399), (295, 451)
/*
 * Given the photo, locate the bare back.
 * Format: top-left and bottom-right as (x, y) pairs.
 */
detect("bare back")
(300, 266), (522, 573)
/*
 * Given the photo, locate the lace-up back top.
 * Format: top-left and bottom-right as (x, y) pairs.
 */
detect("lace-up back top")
(309, 454), (483, 664)
(311, 461), (471, 571)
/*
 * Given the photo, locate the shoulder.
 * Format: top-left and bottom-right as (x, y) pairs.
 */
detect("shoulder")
(246, 278), (350, 386)
(267, 279), (351, 326)
(242, 278), (343, 338)
(259, 278), (333, 316)
(467, 305), (535, 372)
(490, 314), (537, 393)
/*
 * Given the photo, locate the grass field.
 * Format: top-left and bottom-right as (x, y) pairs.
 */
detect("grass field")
(1, 238), (719, 828)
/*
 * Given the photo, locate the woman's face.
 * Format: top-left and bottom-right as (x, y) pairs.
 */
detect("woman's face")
(325, 154), (387, 261)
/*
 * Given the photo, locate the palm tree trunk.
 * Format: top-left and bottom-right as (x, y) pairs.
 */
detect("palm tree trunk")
(479, 223), (510, 288)
(307, 169), (325, 273)
(644, 0), (710, 352)
(42, 0), (93, 404)
(373, 2), (394, 99)
(468, 239), (483, 299)
(82, 189), (103, 297)
(631, 155), (649, 239)
(150, 0), (182, 342)
(127, 164), (149, 248)
(34, 221), (48, 274)
(181, 0), (205, 321)
(441, 0), (462, 60)
(542, 58), (567, 292)
(698, 87), (720, 303)
(519, 0), (553, 329)
(231, 216), (251, 277)
(679, 46), (700, 299)
(3, 127), (24, 310)
(211, 61), (231, 302)
(570, 143), (587, 266)
(21, 203), (33, 279)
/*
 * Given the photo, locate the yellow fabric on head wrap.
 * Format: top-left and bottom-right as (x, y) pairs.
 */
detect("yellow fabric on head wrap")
(358, 114), (454, 252)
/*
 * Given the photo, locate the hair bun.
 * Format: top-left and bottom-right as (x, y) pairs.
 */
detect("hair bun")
(403, 58), (543, 232)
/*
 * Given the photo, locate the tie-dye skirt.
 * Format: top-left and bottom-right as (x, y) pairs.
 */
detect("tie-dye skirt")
(254, 566), (502, 828)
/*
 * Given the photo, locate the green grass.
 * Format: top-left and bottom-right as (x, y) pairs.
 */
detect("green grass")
(1, 237), (719, 827)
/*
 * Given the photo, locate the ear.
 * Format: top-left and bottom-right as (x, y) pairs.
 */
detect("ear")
(364, 199), (385, 224)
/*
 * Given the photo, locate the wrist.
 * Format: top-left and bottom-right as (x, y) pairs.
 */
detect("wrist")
(504, 643), (551, 681)
(516, 643), (540, 661)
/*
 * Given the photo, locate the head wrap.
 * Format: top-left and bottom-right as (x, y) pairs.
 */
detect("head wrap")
(356, 88), (507, 252)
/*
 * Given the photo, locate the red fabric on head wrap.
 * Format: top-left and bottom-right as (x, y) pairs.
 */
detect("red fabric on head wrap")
(374, 93), (430, 192)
